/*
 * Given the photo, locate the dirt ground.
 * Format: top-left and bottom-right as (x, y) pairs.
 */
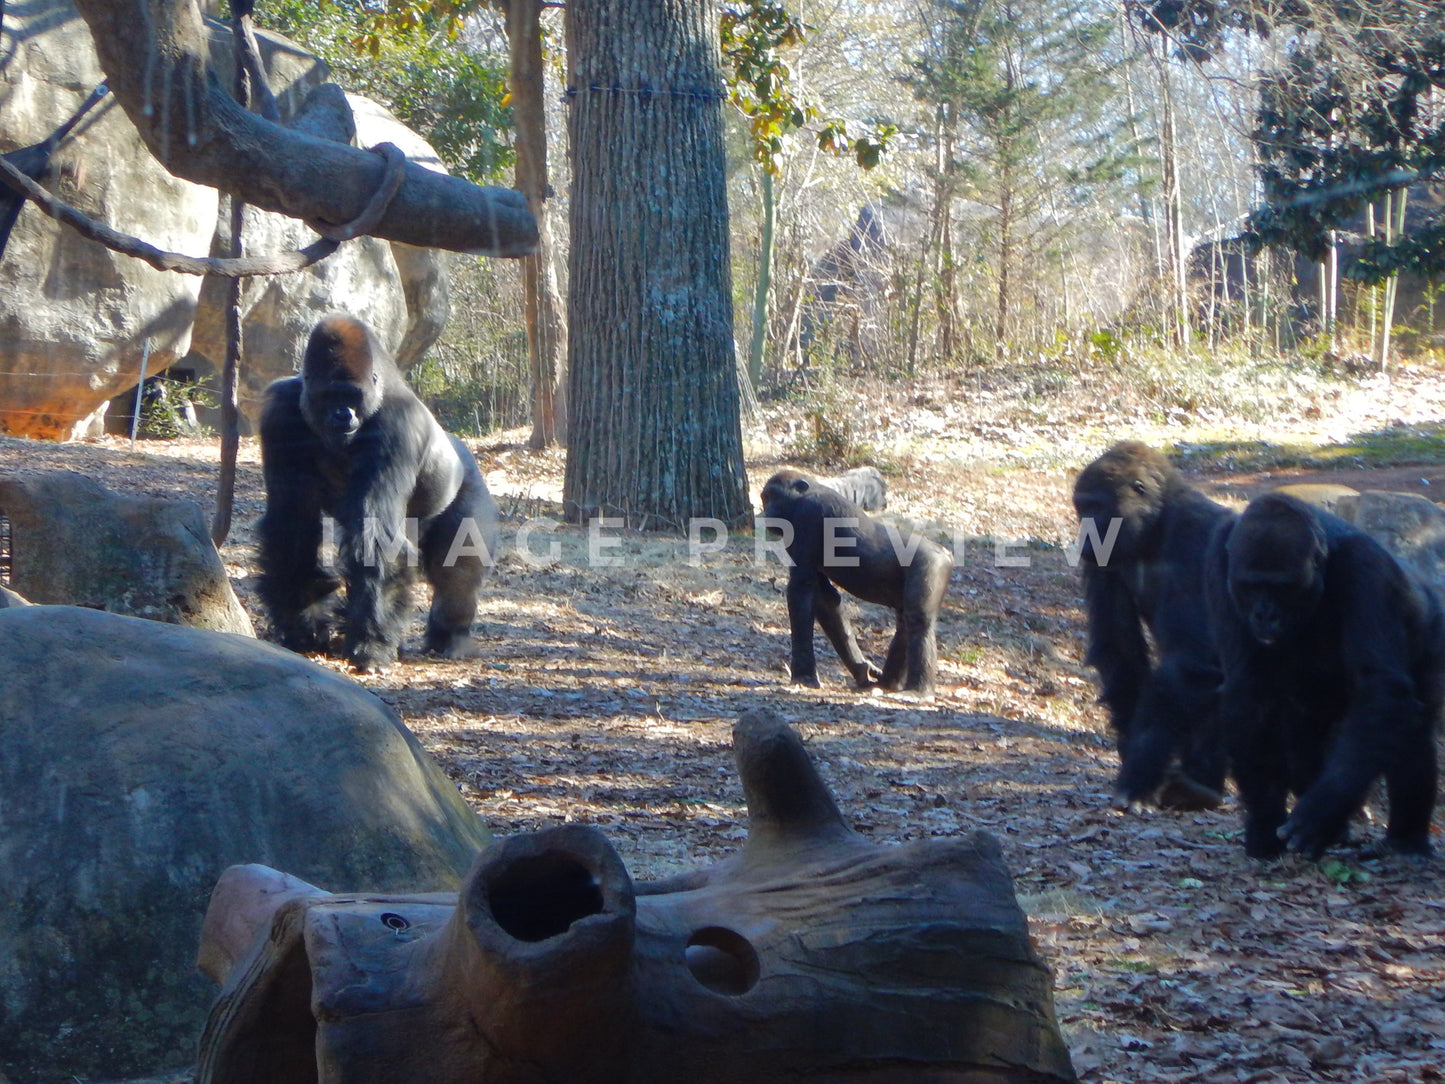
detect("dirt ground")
(4, 367), (1445, 1084)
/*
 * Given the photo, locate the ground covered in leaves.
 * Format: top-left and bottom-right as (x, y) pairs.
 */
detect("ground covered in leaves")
(5, 358), (1445, 1083)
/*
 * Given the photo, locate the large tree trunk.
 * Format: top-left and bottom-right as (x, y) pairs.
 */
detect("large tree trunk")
(68, 0), (536, 255)
(563, 0), (750, 529)
(507, 0), (569, 449)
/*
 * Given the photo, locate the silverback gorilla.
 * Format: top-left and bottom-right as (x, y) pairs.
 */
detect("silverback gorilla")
(258, 314), (500, 672)
(1208, 492), (1445, 859)
(1072, 442), (1235, 811)
(760, 468), (951, 696)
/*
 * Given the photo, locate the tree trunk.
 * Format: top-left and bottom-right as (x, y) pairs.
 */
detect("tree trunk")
(1158, 63), (1190, 348)
(563, 0), (749, 529)
(507, 0), (569, 450)
(195, 711), (1077, 1084)
(1379, 187), (1407, 370)
(995, 176), (1013, 360)
(746, 168), (775, 390)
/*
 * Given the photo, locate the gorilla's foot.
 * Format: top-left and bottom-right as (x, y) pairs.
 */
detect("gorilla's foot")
(348, 639), (399, 673)
(425, 627), (479, 659)
(1154, 770), (1224, 812)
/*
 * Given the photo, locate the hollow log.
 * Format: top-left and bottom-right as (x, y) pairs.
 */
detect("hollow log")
(196, 709), (1076, 1082)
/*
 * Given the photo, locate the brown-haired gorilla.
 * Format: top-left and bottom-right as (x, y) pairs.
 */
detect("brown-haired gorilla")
(258, 314), (499, 672)
(1072, 441), (1236, 811)
(1207, 492), (1445, 859)
(760, 468), (951, 697)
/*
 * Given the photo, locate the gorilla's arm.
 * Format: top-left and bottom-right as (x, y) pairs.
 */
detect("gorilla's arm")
(332, 406), (430, 665)
(1081, 562), (1149, 737)
(1205, 524), (1297, 857)
(811, 574), (882, 688)
(256, 378), (341, 650)
(1279, 536), (1435, 857)
(1114, 526), (1229, 807)
(784, 567), (824, 687)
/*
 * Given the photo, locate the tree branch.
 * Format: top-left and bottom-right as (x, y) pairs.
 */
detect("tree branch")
(69, 0), (538, 257)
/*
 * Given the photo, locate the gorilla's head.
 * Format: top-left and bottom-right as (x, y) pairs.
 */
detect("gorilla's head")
(299, 314), (386, 453)
(1226, 494), (1328, 646)
(1072, 441), (1178, 567)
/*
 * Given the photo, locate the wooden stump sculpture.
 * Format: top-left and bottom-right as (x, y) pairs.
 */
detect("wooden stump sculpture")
(196, 710), (1077, 1083)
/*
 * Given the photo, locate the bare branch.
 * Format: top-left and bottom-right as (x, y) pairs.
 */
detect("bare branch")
(69, 0), (539, 257)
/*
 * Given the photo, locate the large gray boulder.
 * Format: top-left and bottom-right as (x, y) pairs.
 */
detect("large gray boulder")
(0, 0), (450, 438)
(0, 605), (491, 1084)
(1334, 489), (1445, 585)
(0, 469), (254, 635)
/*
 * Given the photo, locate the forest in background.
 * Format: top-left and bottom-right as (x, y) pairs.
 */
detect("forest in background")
(255, 0), (1445, 444)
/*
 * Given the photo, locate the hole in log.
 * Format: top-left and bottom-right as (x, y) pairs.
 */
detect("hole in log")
(487, 852), (605, 942)
(684, 927), (760, 995)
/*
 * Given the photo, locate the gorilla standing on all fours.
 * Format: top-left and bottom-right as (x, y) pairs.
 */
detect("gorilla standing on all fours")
(258, 313), (500, 672)
(760, 468), (951, 696)
(1207, 492), (1445, 860)
(1072, 441), (1236, 811)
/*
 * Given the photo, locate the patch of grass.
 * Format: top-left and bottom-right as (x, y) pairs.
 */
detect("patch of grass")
(1107, 957), (1157, 974)
(1177, 421), (1445, 472)
(1017, 887), (1106, 917)
(1118, 344), (1333, 424)
(1319, 858), (1372, 885)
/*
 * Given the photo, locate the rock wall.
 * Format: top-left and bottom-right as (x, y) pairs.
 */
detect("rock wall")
(0, 0), (449, 439)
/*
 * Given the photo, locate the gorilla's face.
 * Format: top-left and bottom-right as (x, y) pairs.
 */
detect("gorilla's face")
(760, 470), (811, 520)
(1227, 502), (1326, 646)
(302, 378), (372, 451)
(299, 316), (384, 453)
(1072, 442), (1173, 567)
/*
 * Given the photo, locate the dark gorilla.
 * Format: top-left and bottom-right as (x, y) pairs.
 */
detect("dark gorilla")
(759, 468), (951, 696)
(1207, 492), (1445, 859)
(258, 314), (500, 672)
(1072, 441), (1236, 811)
(818, 465), (888, 511)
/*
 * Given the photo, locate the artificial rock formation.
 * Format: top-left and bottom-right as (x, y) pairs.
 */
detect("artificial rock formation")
(1334, 488), (1445, 586)
(1274, 483), (1445, 586)
(0, 468), (253, 633)
(0, 606), (491, 1084)
(198, 709), (1077, 1083)
(0, 0), (448, 438)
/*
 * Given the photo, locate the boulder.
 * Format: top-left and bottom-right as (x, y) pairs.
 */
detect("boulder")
(817, 464), (887, 510)
(1271, 482), (1360, 516)
(0, 605), (491, 1084)
(0, 0), (449, 439)
(1334, 489), (1445, 585)
(0, 0), (216, 439)
(0, 468), (254, 635)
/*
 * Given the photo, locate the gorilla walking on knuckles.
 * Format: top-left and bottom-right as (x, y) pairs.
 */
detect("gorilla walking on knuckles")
(1072, 441), (1236, 811)
(1207, 492), (1445, 859)
(258, 314), (499, 672)
(760, 469), (951, 696)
